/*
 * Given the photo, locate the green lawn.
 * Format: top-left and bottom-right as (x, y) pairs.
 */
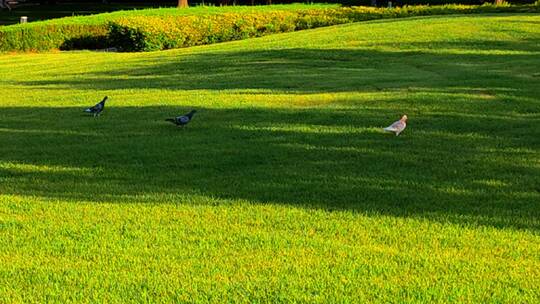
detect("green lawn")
(0, 14), (539, 302)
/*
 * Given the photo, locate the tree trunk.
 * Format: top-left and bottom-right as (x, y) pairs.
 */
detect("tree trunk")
(178, 0), (188, 8)
(494, 0), (503, 4)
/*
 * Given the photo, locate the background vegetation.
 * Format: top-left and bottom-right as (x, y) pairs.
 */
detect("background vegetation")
(0, 3), (162, 25)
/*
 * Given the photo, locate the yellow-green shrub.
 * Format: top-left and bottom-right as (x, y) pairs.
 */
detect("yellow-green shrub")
(0, 24), (107, 52)
(1, 4), (538, 52)
(108, 4), (540, 52)
(108, 11), (301, 51)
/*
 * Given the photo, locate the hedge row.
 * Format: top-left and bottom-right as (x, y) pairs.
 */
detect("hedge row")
(108, 12), (301, 51)
(0, 5), (335, 52)
(0, 24), (108, 52)
(108, 4), (540, 51)
(1, 4), (539, 52)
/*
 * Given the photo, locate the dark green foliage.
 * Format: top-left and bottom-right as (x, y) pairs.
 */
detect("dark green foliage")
(0, 4), (162, 26)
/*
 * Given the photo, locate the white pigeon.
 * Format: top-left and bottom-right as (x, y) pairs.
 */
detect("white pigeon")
(384, 115), (408, 136)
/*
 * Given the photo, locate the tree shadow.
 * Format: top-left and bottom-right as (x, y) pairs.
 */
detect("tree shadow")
(2, 32), (540, 230)
(1, 105), (539, 231)
(13, 42), (540, 98)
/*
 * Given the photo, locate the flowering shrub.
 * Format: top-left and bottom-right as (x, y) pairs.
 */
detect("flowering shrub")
(108, 4), (540, 52)
(1, 4), (538, 52)
(0, 24), (107, 52)
(108, 12), (301, 51)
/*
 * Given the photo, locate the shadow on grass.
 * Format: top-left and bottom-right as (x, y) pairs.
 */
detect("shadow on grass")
(14, 43), (540, 97)
(2, 33), (540, 229)
(1, 105), (539, 231)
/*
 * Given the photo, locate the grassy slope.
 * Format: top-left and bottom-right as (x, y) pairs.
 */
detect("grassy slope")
(0, 14), (539, 302)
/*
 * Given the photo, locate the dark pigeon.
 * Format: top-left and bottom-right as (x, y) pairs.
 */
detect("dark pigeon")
(84, 96), (108, 117)
(166, 110), (197, 127)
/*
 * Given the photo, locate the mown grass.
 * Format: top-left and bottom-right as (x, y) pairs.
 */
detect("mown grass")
(0, 14), (539, 302)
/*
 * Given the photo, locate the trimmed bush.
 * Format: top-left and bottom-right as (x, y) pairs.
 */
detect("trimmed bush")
(1, 4), (539, 52)
(108, 12), (300, 51)
(0, 5), (334, 52)
(0, 24), (108, 52)
(108, 4), (540, 52)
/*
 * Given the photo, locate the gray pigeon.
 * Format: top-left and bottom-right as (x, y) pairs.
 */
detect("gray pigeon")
(166, 110), (197, 127)
(84, 96), (108, 117)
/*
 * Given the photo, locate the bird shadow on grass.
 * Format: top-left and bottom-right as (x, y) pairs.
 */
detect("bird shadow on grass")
(0, 105), (539, 231)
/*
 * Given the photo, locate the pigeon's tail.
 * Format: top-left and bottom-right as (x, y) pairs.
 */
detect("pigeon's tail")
(165, 118), (176, 123)
(384, 127), (395, 132)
